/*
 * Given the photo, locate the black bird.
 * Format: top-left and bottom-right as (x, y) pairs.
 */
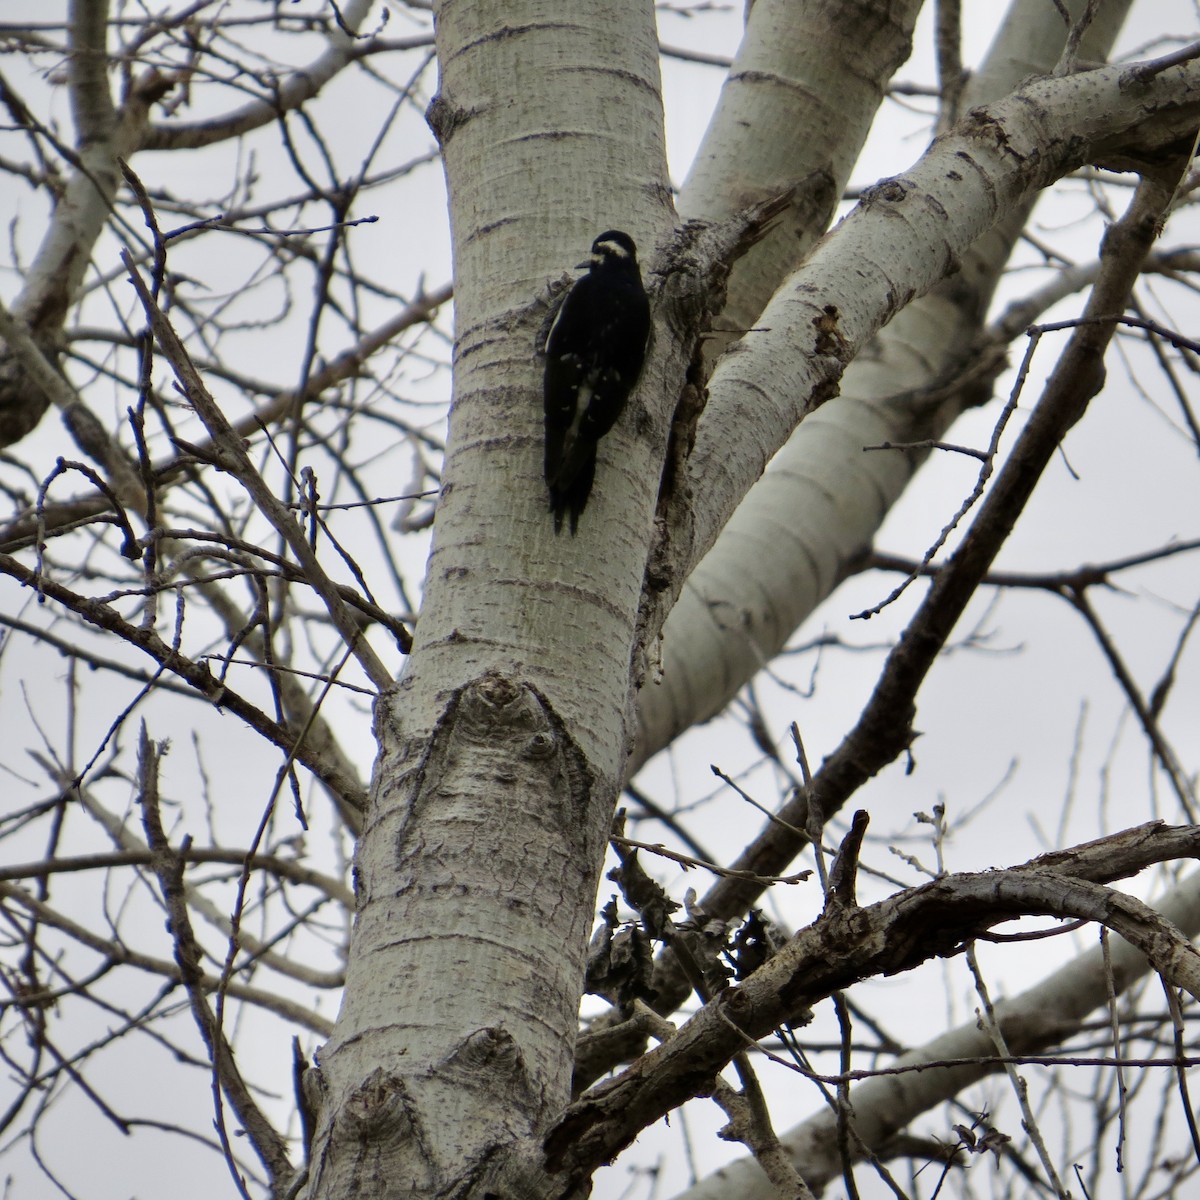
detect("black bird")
(543, 230), (650, 534)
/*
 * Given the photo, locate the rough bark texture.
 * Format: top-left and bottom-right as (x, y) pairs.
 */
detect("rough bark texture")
(301, 4), (674, 1196)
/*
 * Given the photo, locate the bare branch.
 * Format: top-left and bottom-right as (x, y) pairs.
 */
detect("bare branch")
(547, 824), (1200, 1188)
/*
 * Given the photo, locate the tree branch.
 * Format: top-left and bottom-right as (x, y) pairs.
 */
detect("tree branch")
(122, 253), (394, 692)
(0, 550), (368, 811)
(545, 823), (1200, 1190)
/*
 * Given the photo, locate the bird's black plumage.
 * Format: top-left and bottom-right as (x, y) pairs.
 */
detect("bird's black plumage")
(544, 230), (650, 534)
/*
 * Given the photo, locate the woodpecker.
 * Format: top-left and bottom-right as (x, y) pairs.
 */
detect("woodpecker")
(543, 230), (650, 534)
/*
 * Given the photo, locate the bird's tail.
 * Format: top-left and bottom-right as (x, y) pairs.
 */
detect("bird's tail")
(548, 444), (597, 535)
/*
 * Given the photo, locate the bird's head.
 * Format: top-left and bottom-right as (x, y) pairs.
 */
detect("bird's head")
(581, 230), (639, 271)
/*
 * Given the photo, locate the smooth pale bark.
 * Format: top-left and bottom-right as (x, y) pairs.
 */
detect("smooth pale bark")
(677, 56), (1200, 583)
(679, 0), (923, 362)
(634, 0), (1135, 766)
(302, 4), (675, 1196)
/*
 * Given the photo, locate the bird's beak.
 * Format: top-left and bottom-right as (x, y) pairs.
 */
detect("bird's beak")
(576, 259), (591, 269)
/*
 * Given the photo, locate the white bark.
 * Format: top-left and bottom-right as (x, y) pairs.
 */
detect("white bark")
(304, 4), (674, 1196)
(3, 2), (1198, 1196)
(679, 0), (924, 360)
(683, 56), (1199, 568)
(300, 8), (1200, 1192)
(633, 0), (1141, 765)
